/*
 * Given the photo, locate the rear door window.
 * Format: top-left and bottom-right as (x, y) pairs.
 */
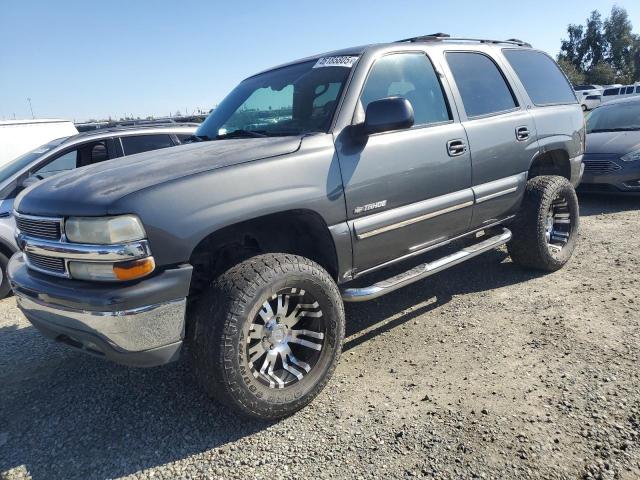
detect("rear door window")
(120, 134), (175, 156)
(446, 52), (517, 118)
(502, 49), (577, 106)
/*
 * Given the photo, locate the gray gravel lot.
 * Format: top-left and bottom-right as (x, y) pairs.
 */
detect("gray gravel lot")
(1, 194), (639, 480)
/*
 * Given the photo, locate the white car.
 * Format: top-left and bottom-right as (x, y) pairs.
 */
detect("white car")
(0, 119), (78, 166)
(580, 92), (602, 111)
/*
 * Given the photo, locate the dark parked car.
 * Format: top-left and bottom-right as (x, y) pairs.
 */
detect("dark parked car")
(580, 96), (640, 194)
(0, 124), (196, 297)
(9, 34), (583, 419)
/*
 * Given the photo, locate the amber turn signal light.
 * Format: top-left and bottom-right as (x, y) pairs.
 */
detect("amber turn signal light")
(112, 257), (156, 281)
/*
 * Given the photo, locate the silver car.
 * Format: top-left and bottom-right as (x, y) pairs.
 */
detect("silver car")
(0, 124), (197, 297)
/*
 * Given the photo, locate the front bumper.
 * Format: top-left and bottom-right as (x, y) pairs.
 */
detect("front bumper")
(578, 154), (640, 194)
(8, 253), (193, 367)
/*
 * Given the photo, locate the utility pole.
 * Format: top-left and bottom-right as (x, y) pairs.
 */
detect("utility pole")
(27, 98), (34, 119)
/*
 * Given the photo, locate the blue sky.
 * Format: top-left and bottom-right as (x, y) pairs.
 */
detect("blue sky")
(1, 0), (638, 122)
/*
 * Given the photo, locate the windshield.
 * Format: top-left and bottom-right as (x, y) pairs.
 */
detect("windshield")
(196, 58), (356, 139)
(0, 136), (70, 183)
(587, 102), (640, 133)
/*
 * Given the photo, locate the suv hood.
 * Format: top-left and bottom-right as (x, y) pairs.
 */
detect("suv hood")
(15, 136), (302, 216)
(585, 131), (640, 155)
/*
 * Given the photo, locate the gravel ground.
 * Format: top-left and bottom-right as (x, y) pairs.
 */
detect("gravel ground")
(1, 193), (639, 480)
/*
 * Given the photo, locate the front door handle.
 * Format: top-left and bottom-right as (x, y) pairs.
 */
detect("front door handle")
(447, 139), (467, 157)
(515, 126), (530, 141)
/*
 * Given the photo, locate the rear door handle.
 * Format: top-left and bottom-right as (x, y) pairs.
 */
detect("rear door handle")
(515, 126), (530, 141)
(447, 139), (467, 157)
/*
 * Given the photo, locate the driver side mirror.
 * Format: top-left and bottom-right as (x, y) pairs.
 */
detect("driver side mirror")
(356, 97), (415, 136)
(18, 175), (41, 190)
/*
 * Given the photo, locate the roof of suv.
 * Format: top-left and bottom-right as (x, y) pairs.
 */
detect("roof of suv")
(253, 34), (532, 77)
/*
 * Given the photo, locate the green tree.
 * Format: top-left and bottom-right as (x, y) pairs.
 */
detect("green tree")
(583, 11), (606, 69)
(587, 62), (616, 85)
(557, 58), (585, 85)
(558, 5), (639, 84)
(559, 24), (585, 70)
(604, 5), (636, 82)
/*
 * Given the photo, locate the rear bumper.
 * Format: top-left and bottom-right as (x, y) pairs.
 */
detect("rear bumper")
(8, 252), (193, 367)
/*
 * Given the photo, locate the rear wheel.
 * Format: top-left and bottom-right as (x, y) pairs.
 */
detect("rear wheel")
(192, 253), (344, 419)
(508, 176), (579, 271)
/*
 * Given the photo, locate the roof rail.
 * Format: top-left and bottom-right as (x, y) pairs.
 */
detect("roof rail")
(396, 34), (531, 48)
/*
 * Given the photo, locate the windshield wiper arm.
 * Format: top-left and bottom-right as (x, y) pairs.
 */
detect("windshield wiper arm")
(215, 129), (268, 139)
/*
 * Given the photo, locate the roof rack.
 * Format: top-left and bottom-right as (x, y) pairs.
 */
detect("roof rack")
(395, 33), (531, 48)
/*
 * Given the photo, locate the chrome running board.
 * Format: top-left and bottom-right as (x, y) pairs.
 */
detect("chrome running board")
(341, 228), (512, 302)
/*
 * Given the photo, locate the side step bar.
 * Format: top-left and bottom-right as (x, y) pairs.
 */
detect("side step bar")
(341, 228), (512, 302)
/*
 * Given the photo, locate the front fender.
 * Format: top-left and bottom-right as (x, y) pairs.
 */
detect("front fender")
(108, 135), (347, 267)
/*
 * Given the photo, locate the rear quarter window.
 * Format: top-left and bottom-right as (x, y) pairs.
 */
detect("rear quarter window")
(503, 49), (576, 106)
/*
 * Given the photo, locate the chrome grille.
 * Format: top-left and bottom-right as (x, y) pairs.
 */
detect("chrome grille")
(583, 159), (621, 175)
(16, 215), (62, 240)
(26, 253), (66, 274)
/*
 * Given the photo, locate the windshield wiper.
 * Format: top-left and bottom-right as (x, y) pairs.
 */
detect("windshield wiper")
(184, 134), (211, 143)
(589, 128), (640, 133)
(215, 129), (268, 139)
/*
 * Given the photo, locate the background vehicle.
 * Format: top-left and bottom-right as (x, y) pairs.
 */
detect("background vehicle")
(0, 124), (196, 298)
(579, 96), (640, 194)
(579, 91), (602, 111)
(600, 85), (640, 104)
(8, 35), (584, 420)
(0, 119), (78, 166)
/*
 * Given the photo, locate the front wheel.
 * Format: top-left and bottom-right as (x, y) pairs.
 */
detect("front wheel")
(0, 252), (12, 299)
(192, 253), (345, 420)
(508, 175), (579, 272)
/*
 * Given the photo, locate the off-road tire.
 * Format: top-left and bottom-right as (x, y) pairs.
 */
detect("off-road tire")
(508, 175), (579, 272)
(192, 253), (345, 420)
(0, 252), (11, 299)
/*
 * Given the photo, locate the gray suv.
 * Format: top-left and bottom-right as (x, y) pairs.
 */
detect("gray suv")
(0, 124), (197, 298)
(9, 34), (584, 419)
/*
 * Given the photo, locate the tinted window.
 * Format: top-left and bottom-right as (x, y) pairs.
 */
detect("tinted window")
(586, 95), (601, 100)
(121, 134), (174, 155)
(586, 102), (640, 132)
(625, 86), (634, 94)
(636, 87), (640, 94)
(503, 50), (576, 106)
(603, 88), (620, 96)
(175, 133), (194, 143)
(360, 53), (451, 126)
(446, 52), (517, 117)
(35, 150), (78, 178)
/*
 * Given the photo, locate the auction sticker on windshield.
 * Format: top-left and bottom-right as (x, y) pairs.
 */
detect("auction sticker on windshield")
(313, 56), (359, 68)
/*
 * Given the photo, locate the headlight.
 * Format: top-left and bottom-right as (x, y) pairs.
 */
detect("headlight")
(68, 257), (156, 281)
(621, 149), (640, 162)
(65, 215), (146, 244)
